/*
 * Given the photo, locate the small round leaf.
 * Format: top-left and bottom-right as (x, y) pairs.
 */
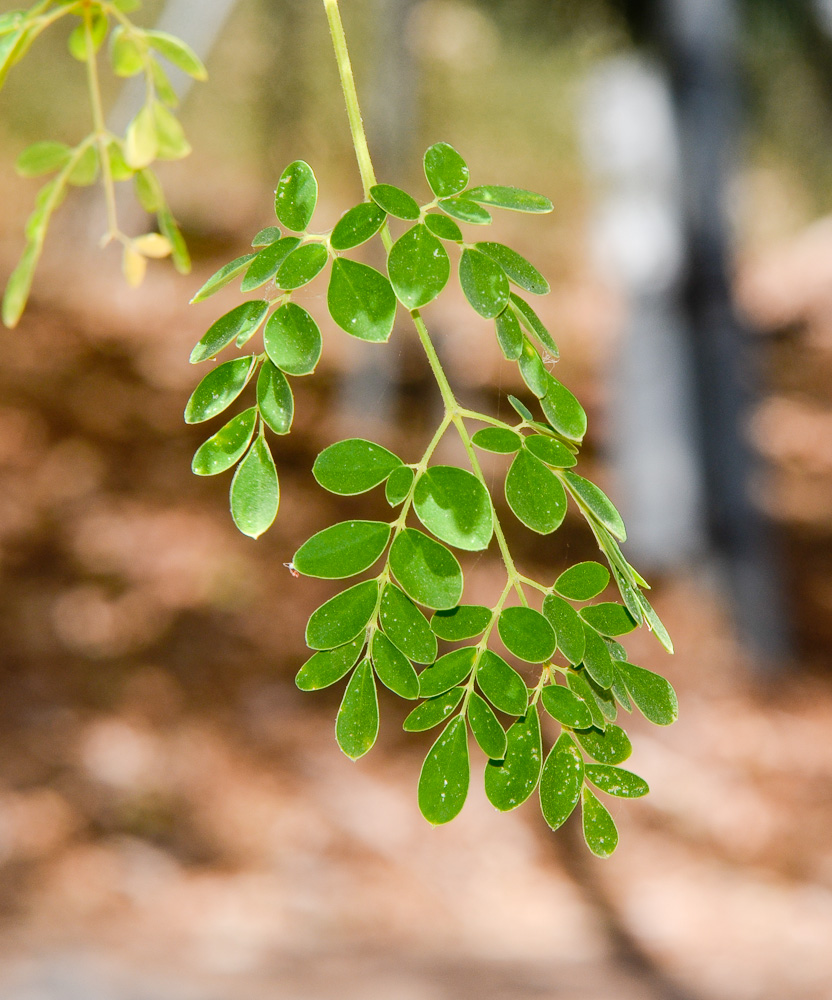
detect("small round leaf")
(413, 465), (493, 552)
(275, 160), (317, 231)
(313, 438), (402, 495)
(230, 437), (279, 538)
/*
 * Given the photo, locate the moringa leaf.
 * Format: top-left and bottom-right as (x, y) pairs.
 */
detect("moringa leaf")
(379, 584), (437, 664)
(388, 224), (450, 310)
(330, 201), (386, 250)
(476, 650), (528, 716)
(264, 303), (322, 376)
(328, 258), (396, 342)
(424, 141), (469, 198)
(313, 438), (402, 495)
(430, 604), (491, 641)
(466, 184), (552, 213)
(505, 449), (566, 534)
(484, 707), (542, 810)
(389, 528), (463, 610)
(471, 427), (522, 454)
(275, 159), (317, 231)
(476, 242), (549, 295)
(539, 733), (584, 830)
(293, 520), (391, 579)
(184, 355), (256, 424)
(581, 786), (618, 858)
(459, 247), (509, 318)
(418, 716), (469, 825)
(554, 561), (610, 601)
(306, 579), (379, 650)
(498, 606), (556, 663)
(369, 182), (420, 220)
(230, 436), (279, 538)
(190, 301), (268, 363)
(542, 593), (586, 664)
(336, 659), (379, 760)
(295, 636), (365, 691)
(256, 362), (293, 435)
(413, 465), (493, 552)
(403, 687), (464, 732)
(418, 647), (477, 698)
(467, 692), (507, 760)
(191, 407), (257, 476)
(371, 630), (419, 699)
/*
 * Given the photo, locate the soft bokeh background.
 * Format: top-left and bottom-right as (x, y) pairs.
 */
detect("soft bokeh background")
(1, 1), (832, 998)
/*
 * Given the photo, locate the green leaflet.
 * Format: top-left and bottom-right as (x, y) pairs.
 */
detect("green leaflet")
(293, 520), (391, 579)
(581, 623), (615, 688)
(230, 437), (279, 538)
(276, 242), (329, 290)
(539, 733), (584, 830)
(252, 226), (282, 246)
(379, 584), (437, 665)
(476, 650), (528, 716)
(256, 362), (294, 435)
(190, 253), (256, 303)
(585, 764), (649, 799)
(191, 407), (257, 476)
(264, 303), (322, 376)
(275, 160), (317, 231)
(575, 724), (632, 765)
(586, 672), (617, 722)
(336, 660), (379, 760)
(328, 258), (396, 343)
(190, 301), (268, 363)
(554, 561), (610, 601)
(146, 30), (207, 80)
(403, 687), (464, 732)
(424, 213), (462, 242)
(542, 594), (585, 664)
(15, 140), (71, 177)
(566, 669), (606, 731)
(466, 184), (553, 213)
(540, 376), (587, 442)
(617, 661), (678, 725)
(509, 293), (559, 358)
(459, 247), (509, 318)
(389, 528), (463, 610)
(418, 716), (470, 825)
(371, 631), (419, 700)
(413, 465), (493, 552)
(484, 707), (543, 811)
(472, 427), (522, 454)
(369, 183), (420, 220)
(563, 471), (627, 542)
(388, 223), (450, 310)
(508, 395), (534, 422)
(505, 449), (567, 534)
(313, 438), (402, 495)
(467, 692), (507, 759)
(424, 141), (469, 198)
(497, 606), (556, 663)
(306, 579), (379, 650)
(184, 355), (255, 424)
(418, 647), (477, 698)
(295, 637), (365, 691)
(540, 684), (593, 729)
(330, 201), (386, 250)
(430, 604), (491, 641)
(518, 338), (549, 398)
(580, 603), (638, 637)
(385, 466), (414, 506)
(476, 242), (549, 295)
(241, 237), (301, 291)
(581, 787), (619, 858)
(523, 434), (576, 469)
(438, 196), (491, 225)
(495, 307), (524, 360)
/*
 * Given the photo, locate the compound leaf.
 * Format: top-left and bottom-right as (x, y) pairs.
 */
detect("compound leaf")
(563, 471), (627, 542)
(575, 723), (632, 765)
(540, 376), (587, 442)
(424, 213), (463, 242)
(540, 684), (593, 729)
(581, 603), (638, 637)
(617, 661), (678, 725)
(385, 465), (414, 506)
(523, 434), (576, 468)
(542, 593), (585, 664)
(241, 236), (301, 292)
(581, 623), (615, 688)
(495, 306), (524, 360)
(190, 253), (256, 303)
(510, 294), (559, 357)
(276, 242), (328, 289)
(471, 427), (521, 454)
(585, 764), (649, 799)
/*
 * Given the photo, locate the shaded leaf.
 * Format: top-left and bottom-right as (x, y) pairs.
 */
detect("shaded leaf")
(430, 605), (491, 641)
(190, 301), (268, 363)
(477, 242), (549, 294)
(466, 184), (552, 213)
(566, 669), (606, 731)
(467, 692), (507, 759)
(581, 787), (618, 858)
(459, 247), (509, 318)
(540, 684), (593, 729)
(617, 661), (678, 726)
(498, 606), (556, 663)
(509, 293), (559, 358)
(484, 707), (542, 811)
(371, 631), (419, 699)
(542, 593), (586, 664)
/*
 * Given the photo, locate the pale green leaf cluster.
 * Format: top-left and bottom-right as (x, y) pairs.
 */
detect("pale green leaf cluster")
(186, 141), (677, 855)
(1, 0), (202, 327)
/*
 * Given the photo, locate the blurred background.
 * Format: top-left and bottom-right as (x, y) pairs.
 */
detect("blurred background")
(1, 0), (832, 997)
